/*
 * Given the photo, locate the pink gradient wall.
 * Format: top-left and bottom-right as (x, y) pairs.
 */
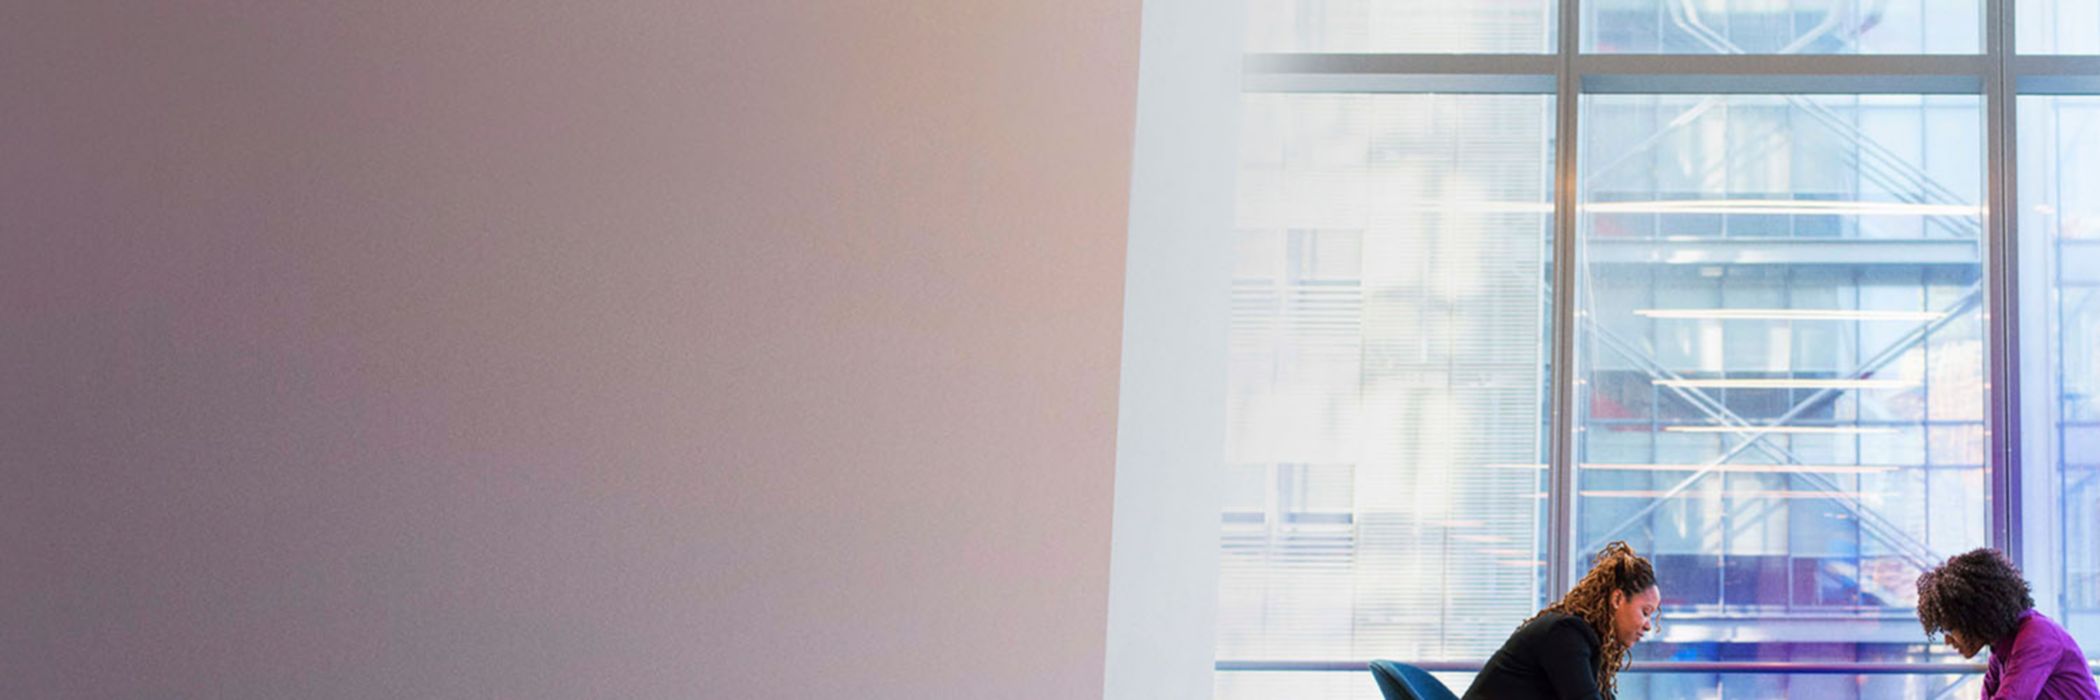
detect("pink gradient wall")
(2, 2), (1139, 697)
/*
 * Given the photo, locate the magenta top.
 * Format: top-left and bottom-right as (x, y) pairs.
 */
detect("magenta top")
(1984, 610), (2100, 700)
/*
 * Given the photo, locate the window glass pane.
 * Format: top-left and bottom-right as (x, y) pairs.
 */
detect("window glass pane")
(1577, 94), (1988, 689)
(1219, 93), (1555, 698)
(1245, 0), (1555, 53)
(2019, 0), (2100, 54)
(2017, 95), (2100, 657)
(1583, 0), (1981, 54)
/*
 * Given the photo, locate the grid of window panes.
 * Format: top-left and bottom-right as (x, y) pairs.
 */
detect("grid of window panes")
(1220, 0), (2100, 699)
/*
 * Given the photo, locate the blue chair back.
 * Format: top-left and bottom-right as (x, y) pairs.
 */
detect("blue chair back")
(1369, 660), (1460, 700)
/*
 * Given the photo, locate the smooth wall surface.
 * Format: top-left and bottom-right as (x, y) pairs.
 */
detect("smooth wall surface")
(1, 2), (1139, 698)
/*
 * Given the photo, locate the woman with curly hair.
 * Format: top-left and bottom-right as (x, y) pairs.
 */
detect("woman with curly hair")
(1917, 548), (2098, 700)
(1462, 542), (1660, 700)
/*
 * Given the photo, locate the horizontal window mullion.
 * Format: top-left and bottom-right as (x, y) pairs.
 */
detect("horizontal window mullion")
(1248, 54), (2002, 95)
(1243, 73), (1555, 95)
(1579, 53), (1982, 93)
(1576, 54), (1988, 76)
(1580, 74), (1980, 94)
(2017, 75), (2100, 95)
(1575, 55), (1985, 94)
(1217, 660), (2017, 675)
(1249, 54), (1993, 76)
(2014, 55), (2100, 75)
(1245, 53), (1559, 76)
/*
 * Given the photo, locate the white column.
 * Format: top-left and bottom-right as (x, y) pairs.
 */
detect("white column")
(1102, 0), (1242, 696)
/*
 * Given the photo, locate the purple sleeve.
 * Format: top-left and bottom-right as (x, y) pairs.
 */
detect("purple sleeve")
(1988, 631), (2066, 700)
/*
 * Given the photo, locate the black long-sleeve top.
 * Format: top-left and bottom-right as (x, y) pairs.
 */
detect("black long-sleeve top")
(1461, 612), (1607, 700)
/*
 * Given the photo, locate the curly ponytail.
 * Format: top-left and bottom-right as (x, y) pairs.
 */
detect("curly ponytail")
(1522, 541), (1657, 698)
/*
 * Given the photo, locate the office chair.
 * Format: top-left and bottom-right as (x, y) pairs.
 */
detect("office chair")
(1369, 659), (1460, 700)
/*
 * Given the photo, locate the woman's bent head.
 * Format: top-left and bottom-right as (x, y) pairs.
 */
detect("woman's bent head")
(1532, 541), (1660, 697)
(1917, 548), (2033, 658)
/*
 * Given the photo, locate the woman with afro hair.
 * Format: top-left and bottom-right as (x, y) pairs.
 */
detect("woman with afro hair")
(1917, 548), (2099, 700)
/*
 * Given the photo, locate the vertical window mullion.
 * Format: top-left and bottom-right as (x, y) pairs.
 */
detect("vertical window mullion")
(1987, 0), (2024, 563)
(1546, 0), (1584, 597)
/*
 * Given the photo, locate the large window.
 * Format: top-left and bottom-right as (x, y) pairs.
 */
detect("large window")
(1220, 1), (2099, 698)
